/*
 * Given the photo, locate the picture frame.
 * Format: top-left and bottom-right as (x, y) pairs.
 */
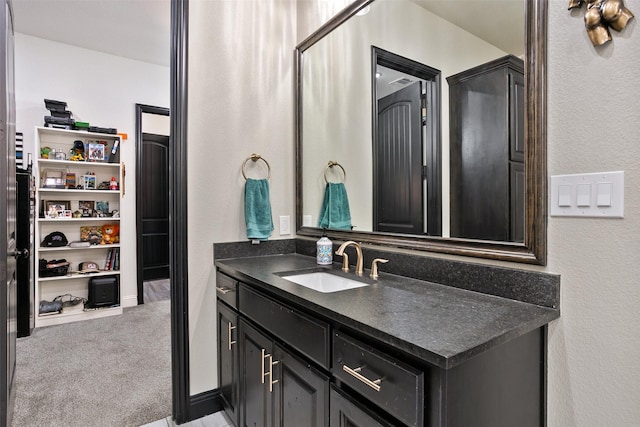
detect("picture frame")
(78, 200), (95, 216)
(80, 225), (103, 245)
(44, 200), (71, 218)
(83, 175), (96, 190)
(96, 200), (110, 215)
(87, 142), (105, 162)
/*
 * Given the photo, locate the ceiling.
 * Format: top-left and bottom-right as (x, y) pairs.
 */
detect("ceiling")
(11, 0), (524, 70)
(12, 0), (171, 67)
(409, 0), (525, 56)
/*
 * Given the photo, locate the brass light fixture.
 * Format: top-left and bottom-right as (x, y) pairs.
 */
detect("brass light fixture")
(570, 0), (634, 46)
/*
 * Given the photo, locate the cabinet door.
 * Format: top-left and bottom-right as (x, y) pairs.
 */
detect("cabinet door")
(273, 343), (329, 427)
(217, 301), (239, 426)
(329, 386), (394, 427)
(239, 319), (273, 427)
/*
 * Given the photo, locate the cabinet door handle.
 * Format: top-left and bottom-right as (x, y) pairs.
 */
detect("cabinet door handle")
(343, 365), (382, 392)
(268, 354), (279, 393)
(227, 322), (236, 351)
(216, 286), (232, 295)
(261, 349), (266, 384)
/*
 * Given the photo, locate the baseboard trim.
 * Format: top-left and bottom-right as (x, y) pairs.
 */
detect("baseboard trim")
(121, 295), (138, 308)
(187, 389), (224, 422)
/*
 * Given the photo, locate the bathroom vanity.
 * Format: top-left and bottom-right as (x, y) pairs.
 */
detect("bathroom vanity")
(215, 253), (559, 427)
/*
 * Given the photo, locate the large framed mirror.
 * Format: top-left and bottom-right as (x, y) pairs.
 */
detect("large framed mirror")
(295, 0), (547, 265)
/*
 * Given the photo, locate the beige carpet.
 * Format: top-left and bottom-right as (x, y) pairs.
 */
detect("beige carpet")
(12, 300), (171, 427)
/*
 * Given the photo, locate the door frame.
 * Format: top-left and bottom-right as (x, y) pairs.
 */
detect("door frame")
(371, 46), (442, 236)
(135, 103), (170, 305)
(1, 0), (17, 425)
(170, 0), (191, 423)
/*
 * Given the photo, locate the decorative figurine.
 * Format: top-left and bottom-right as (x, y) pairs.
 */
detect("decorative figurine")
(569, 0), (634, 46)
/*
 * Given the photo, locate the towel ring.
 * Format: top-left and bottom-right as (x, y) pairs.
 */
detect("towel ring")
(324, 161), (346, 183)
(242, 153), (271, 180)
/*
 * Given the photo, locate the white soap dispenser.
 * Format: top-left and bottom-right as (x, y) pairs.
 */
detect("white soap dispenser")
(316, 232), (333, 265)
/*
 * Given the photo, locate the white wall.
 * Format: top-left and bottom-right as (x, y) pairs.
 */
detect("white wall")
(546, 6), (640, 426)
(15, 34), (170, 306)
(187, 0), (297, 394)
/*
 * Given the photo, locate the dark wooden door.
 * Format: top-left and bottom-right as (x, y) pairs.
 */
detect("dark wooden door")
(329, 386), (393, 427)
(218, 302), (239, 426)
(374, 81), (423, 234)
(141, 133), (169, 281)
(0, 2), (17, 424)
(273, 343), (329, 427)
(240, 319), (273, 427)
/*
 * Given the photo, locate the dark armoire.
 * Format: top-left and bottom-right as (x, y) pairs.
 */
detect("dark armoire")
(448, 55), (524, 242)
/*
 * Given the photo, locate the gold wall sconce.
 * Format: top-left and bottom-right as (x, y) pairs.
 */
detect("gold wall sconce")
(569, 0), (635, 46)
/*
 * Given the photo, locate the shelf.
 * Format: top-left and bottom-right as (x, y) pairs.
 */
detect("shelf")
(39, 271), (120, 282)
(36, 126), (120, 140)
(38, 158), (119, 168)
(36, 304), (122, 327)
(38, 188), (119, 194)
(35, 125), (125, 328)
(38, 217), (120, 222)
(38, 244), (121, 252)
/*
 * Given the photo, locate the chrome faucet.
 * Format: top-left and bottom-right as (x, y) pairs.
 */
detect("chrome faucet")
(335, 241), (364, 276)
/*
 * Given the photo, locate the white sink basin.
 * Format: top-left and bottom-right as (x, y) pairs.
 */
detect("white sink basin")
(282, 272), (369, 293)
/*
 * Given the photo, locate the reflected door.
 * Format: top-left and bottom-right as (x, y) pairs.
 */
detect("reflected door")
(374, 82), (423, 234)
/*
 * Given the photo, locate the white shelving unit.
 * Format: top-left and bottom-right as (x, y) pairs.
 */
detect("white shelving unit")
(34, 126), (124, 327)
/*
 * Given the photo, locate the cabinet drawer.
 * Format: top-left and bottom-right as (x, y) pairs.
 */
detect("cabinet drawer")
(332, 331), (424, 427)
(239, 284), (330, 369)
(216, 272), (238, 309)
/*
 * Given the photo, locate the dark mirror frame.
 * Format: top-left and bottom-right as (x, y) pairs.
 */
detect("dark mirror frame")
(295, 0), (547, 265)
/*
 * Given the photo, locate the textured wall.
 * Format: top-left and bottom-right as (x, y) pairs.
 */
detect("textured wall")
(187, 0), (297, 394)
(546, 4), (640, 426)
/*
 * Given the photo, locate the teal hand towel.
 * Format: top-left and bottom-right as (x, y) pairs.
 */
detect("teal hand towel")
(245, 178), (274, 240)
(318, 182), (352, 230)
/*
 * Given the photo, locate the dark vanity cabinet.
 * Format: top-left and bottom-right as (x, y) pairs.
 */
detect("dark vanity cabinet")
(216, 267), (547, 427)
(448, 55), (525, 242)
(218, 273), (330, 427)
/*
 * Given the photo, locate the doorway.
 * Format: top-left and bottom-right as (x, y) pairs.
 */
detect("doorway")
(372, 46), (442, 237)
(135, 104), (170, 305)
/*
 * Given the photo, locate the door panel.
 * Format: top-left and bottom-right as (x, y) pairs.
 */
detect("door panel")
(375, 82), (423, 234)
(217, 302), (239, 426)
(329, 386), (393, 427)
(141, 134), (169, 281)
(273, 343), (329, 427)
(240, 319), (273, 427)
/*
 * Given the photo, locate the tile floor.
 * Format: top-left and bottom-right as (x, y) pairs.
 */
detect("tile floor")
(141, 410), (232, 427)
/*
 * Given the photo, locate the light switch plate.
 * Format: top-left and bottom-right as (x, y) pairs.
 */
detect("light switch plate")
(279, 215), (291, 235)
(550, 171), (624, 218)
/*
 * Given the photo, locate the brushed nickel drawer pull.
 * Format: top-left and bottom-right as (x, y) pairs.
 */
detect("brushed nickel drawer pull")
(227, 322), (236, 351)
(343, 365), (382, 392)
(261, 349), (266, 384)
(216, 286), (233, 294)
(269, 354), (279, 393)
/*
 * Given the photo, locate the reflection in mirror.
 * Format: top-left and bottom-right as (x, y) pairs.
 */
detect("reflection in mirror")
(296, 0), (547, 264)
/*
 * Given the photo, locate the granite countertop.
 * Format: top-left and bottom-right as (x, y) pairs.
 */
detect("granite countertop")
(215, 253), (559, 369)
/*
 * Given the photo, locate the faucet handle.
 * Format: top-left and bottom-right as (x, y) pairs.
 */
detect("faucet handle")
(337, 251), (350, 272)
(370, 258), (389, 279)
